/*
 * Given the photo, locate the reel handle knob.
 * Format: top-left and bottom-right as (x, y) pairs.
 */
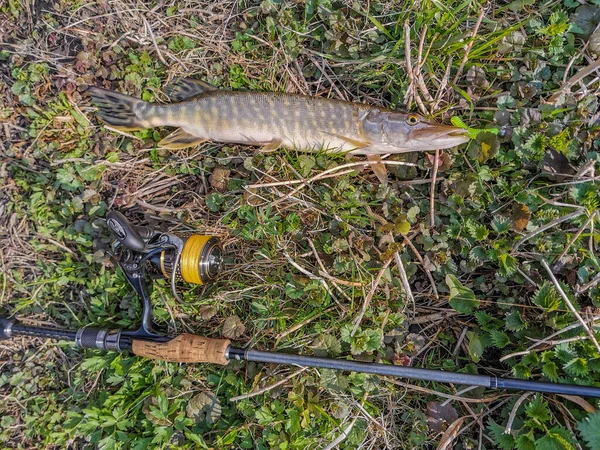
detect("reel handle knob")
(106, 211), (152, 252)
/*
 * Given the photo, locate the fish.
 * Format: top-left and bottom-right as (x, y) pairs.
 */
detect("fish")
(88, 78), (470, 182)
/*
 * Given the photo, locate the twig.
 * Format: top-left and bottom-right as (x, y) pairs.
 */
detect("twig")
(351, 256), (394, 336)
(403, 235), (439, 298)
(549, 58), (600, 102)
(577, 272), (600, 295)
(516, 268), (538, 287)
(248, 169), (356, 189)
(415, 24), (433, 103)
(264, 161), (415, 206)
(404, 19), (428, 114)
(393, 251), (415, 305)
(35, 233), (77, 257)
(322, 416), (360, 450)
(386, 379), (504, 403)
(504, 392), (533, 434)
(512, 209), (585, 251)
(452, 6), (486, 85)
(275, 306), (336, 344)
(410, 310), (458, 325)
(540, 259), (600, 354)
(104, 125), (145, 141)
(282, 250), (343, 309)
(229, 368), (308, 402)
(306, 238), (363, 288)
(500, 314), (600, 362)
(441, 385), (480, 407)
(453, 327), (469, 357)
(430, 149), (440, 227)
(554, 211), (597, 266)
(247, 160), (413, 189)
(142, 17), (168, 66)
(432, 56), (453, 111)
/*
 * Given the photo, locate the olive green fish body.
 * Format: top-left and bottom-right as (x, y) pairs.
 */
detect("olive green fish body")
(89, 79), (469, 154)
(157, 91), (368, 153)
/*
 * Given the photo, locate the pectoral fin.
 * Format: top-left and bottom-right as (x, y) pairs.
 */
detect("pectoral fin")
(367, 154), (389, 185)
(259, 139), (283, 153)
(323, 132), (370, 150)
(165, 78), (218, 102)
(158, 128), (207, 149)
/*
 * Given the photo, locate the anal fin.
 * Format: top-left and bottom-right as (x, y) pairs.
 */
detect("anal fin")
(165, 78), (217, 102)
(158, 128), (207, 149)
(367, 154), (389, 185)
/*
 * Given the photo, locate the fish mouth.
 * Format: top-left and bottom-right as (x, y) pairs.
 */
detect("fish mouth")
(414, 125), (470, 144)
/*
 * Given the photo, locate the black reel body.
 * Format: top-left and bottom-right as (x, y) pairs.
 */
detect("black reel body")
(106, 211), (223, 338)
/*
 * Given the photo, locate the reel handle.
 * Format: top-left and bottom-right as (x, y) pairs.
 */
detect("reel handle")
(106, 211), (154, 252)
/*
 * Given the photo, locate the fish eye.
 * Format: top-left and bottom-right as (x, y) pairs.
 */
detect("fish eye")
(406, 114), (420, 126)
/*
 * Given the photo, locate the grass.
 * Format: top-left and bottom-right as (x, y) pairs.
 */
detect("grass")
(2, 0), (600, 448)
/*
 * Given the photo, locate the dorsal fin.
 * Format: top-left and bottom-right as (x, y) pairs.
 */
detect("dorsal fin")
(164, 78), (218, 102)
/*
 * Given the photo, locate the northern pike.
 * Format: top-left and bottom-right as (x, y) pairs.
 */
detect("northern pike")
(88, 78), (469, 156)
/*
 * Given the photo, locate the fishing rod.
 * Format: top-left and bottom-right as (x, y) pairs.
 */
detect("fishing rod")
(2, 211), (600, 399)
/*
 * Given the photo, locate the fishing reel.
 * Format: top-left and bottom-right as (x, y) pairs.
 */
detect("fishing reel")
(106, 211), (223, 338)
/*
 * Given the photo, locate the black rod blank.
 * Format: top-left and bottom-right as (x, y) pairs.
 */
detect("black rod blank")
(241, 348), (600, 398)
(5, 323), (77, 342)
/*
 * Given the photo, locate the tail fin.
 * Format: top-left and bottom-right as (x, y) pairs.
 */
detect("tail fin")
(88, 87), (149, 131)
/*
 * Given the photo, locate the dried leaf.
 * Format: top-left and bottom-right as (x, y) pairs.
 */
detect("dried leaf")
(427, 401), (459, 432)
(542, 149), (575, 181)
(590, 26), (600, 54)
(186, 391), (221, 425)
(222, 315), (246, 339)
(331, 401), (351, 419)
(209, 167), (230, 192)
(466, 66), (488, 87)
(198, 305), (217, 320)
(557, 394), (597, 414)
(436, 416), (467, 450)
(511, 203), (531, 232)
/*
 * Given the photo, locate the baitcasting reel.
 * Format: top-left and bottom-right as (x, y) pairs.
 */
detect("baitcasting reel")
(106, 211), (223, 338)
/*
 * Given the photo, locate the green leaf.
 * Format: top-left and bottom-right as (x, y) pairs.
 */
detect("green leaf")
(298, 155), (316, 177)
(525, 395), (551, 423)
(490, 330), (511, 348)
(467, 332), (484, 362)
(498, 253), (518, 277)
(158, 393), (169, 414)
(445, 274), (479, 314)
(533, 282), (561, 312)
(506, 310), (528, 331)
(543, 361), (560, 382)
(534, 427), (575, 450)
(205, 192), (224, 212)
(577, 411), (600, 449)
(487, 420), (516, 450)
(564, 358), (589, 377)
(517, 432), (536, 450)
(451, 116), (499, 140)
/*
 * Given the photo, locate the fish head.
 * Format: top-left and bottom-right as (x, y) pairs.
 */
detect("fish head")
(361, 109), (470, 152)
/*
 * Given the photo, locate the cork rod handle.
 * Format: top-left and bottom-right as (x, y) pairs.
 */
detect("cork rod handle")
(132, 334), (231, 365)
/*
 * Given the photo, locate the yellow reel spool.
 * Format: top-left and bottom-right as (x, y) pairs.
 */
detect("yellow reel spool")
(160, 235), (222, 285)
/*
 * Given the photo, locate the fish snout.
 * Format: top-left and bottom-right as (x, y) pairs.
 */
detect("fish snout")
(412, 124), (471, 149)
